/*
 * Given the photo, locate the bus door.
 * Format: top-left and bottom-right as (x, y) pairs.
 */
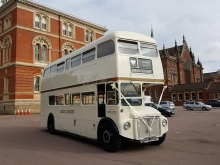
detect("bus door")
(97, 84), (106, 117)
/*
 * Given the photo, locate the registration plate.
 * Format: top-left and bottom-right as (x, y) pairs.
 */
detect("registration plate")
(143, 136), (157, 142)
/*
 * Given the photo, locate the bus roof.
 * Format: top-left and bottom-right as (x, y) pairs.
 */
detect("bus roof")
(45, 31), (157, 69)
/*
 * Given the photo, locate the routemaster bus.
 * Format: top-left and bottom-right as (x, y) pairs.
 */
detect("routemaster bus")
(40, 31), (168, 152)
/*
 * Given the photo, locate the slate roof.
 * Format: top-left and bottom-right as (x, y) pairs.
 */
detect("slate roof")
(170, 82), (210, 92)
(207, 82), (220, 92)
(159, 45), (183, 57)
(204, 71), (218, 77)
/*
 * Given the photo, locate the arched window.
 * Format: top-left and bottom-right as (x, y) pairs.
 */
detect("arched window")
(33, 36), (51, 63)
(68, 25), (72, 37)
(62, 42), (75, 57)
(63, 24), (67, 36)
(35, 44), (40, 61)
(35, 15), (40, 28)
(42, 45), (47, 62)
(3, 36), (12, 63)
(34, 76), (40, 91)
(64, 49), (68, 55)
(42, 17), (46, 30)
(85, 30), (89, 42)
(90, 32), (93, 42)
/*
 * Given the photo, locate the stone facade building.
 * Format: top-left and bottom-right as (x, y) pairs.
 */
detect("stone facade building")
(0, 0), (107, 114)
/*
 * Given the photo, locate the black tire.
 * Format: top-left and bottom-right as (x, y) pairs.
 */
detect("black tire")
(98, 122), (122, 152)
(186, 107), (191, 111)
(48, 115), (56, 134)
(202, 107), (207, 111)
(149, 133), (166, 145)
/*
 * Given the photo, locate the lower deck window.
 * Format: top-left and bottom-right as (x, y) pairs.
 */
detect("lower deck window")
(82, 92), (95, 104)
(70, 93), (81, 105)
(56, 95), (64, 105)
(49, 96), (55, 105)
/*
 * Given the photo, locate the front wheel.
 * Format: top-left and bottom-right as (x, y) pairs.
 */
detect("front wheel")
(98, 122), (122, 152)
(149, 133), (166, 145)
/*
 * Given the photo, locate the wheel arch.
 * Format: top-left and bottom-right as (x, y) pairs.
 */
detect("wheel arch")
(97, 117), (119, 135)
(47, 113), (55, 128)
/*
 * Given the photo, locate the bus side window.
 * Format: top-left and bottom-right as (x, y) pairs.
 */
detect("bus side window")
(97, 40), (115, 58)
(57, 61), (65, 73)
(82, 48), (95, 64)
(70, 93), (80, 105)
(43, 68), (50, 78)
(81, 92), (95, 105)
(65, 58), (70, 70)
(64, 93), (69, 105)
(49, 96), (55, 105)
(50, 64), (57, 76)
(56, 95), (64, 105)
(106, 83), (118, 105)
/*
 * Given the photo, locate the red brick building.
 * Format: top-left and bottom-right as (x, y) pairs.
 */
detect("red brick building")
(0, 0), (107, 114)
(147, 36), (208, 105)
(147, 34), (220, 105)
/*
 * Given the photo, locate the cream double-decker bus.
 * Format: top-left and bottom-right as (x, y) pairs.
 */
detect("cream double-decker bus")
(41, 31), (168, 152)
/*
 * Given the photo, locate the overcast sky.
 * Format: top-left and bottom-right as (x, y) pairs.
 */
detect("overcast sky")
(3, 0), (220, 73)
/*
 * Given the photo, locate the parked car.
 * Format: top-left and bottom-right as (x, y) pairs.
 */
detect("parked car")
(159, 101), (175, 111)
(145, 102), (175, 117)
(205, 99), (220, 107)
(183, 101), (212, 111)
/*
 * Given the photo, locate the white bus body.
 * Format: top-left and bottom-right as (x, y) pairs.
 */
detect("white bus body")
(41, 31), (168, 152)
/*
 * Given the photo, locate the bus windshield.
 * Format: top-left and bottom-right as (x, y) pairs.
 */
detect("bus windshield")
(140, 43), (158, 57)
(118, 40), (139, 55)
(121, 83), (142, 106)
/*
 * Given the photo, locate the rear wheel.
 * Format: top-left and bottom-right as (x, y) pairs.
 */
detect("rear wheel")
(98, 122), (122, 152)
(48, 115), (56, 134)
(186, 107), (191, 111)
(202, 107), (207, 111)
(149, 133), (166, 145)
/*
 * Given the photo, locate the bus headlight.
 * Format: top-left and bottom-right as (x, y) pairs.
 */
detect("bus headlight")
(162, 119), (167, 127)
(124, 122), (131, 130)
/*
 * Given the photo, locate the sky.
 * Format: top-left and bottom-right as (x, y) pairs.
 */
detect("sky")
(3, 0), (220, 73)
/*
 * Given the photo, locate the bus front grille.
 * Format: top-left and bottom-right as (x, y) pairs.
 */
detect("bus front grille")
(137, 117), (161, 140)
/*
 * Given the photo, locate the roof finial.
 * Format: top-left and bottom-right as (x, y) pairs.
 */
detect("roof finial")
(151, 25), (154, 38)
(183, 34), (186, 42)
(175, 39), (177, 47)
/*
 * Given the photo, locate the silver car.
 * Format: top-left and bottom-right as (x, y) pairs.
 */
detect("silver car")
(183, 101), (212, 111)
(159, 101), (175, 110)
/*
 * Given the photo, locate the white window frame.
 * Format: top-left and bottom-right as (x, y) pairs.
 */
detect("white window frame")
(172, 93), (176, 101)
(34, 76), (40, 92)
(178, 93), (183, 101)
(184, 92), (189, 101)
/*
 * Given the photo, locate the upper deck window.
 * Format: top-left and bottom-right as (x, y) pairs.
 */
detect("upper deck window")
(82, 48), (95, 63)
(43, 68), (50, 78)
(65, 58), (71, 70)
(71, 54), (81, 68)
(50, 65), (57, 76)
(97, 40), (115, 58)
(118, 40), (139, 55)
(57, 61), (65, 73)
(140, 43), (158, 57)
